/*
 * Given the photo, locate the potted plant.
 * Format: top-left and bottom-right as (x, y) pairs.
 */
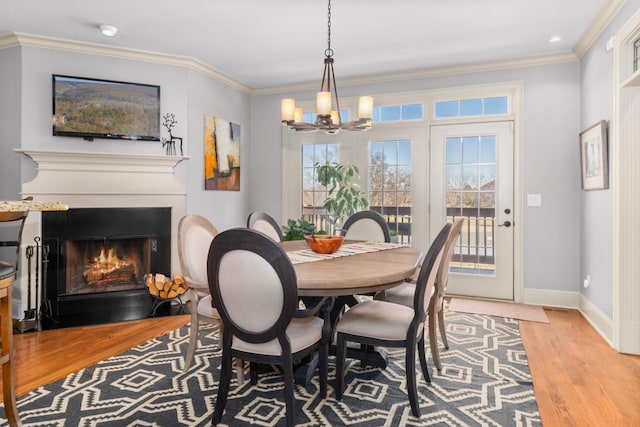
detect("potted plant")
(315, 161), (369, 234)
(282, 217), (316, 241)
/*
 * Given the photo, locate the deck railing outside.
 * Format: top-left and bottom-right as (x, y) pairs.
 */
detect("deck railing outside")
(301, 206), (495, 266)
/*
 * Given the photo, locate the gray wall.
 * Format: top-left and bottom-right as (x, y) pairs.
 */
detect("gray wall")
(250, 61), (582, 296)
(579, 0), (640, 318)
(0, 45), (250, 233)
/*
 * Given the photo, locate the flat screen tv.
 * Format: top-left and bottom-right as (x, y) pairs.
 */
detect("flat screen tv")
(52, 74), (160, 141)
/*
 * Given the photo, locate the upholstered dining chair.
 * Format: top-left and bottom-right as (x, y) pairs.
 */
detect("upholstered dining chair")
(247, 210), (283, 242)
(207, 228), (332, 427)
(342, 210), (390, 242)
(177, 214), (243, 381)
(177, 214), (220, 371)
(381, 218), (464, 371)
(0, 209), (28, 427)
(334, 223), (451, 418)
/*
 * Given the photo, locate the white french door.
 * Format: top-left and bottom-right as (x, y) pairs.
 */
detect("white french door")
(430, 121), (514, 300)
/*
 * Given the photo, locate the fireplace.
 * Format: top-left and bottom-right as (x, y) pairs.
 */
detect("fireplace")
(41, 207), (171, 329)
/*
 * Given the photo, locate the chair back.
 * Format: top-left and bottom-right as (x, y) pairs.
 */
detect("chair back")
(342, 210), (391, 242)
(431, 218), (465, 313)
(413, 223), (451, 321)
(208, 228), (298, 345)
(247, 211), (283, 242)
(0, 210), (29, 271)
(178, 214), (218, 285)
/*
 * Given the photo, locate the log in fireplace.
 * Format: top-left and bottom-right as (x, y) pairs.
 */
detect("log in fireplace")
(41, 207), (171, 329)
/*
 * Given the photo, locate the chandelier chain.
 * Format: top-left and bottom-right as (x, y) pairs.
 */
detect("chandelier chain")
(326, 0), (333, 57)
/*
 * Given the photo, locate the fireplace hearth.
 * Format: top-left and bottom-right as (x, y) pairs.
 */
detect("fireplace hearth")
(41, 207), (171, 329)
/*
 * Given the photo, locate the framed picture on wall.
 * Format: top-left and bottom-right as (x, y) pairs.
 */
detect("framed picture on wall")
(580, 120), (609, 191)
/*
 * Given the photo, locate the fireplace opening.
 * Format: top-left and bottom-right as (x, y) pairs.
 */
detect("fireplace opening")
(65, 237), (150, 294)
(42, 207), (172, 329)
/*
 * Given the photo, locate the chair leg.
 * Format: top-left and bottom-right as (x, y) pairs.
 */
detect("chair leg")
(250, 362), (259, 385)
(235, 359), (245, 385)
(428, 311), (442, 371)
(438, 308), (449, 349)
(282, 353), (296, 427)
(335, 334), (346, 400)
(212, 346), (233, 425)
(418, 333), (431, 384)
(183, 293), (200, 371)
(319, 342), (328, 398)
(405, 339), (421, 418)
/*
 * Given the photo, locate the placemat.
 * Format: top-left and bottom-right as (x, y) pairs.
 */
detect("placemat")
(287, 241), (404, 264)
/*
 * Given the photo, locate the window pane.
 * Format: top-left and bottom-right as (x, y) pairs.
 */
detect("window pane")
(369, 140), (383, 165)
(462, 136), (479, 163)
(303, 112), (316, 123)
(397, 166), (411, 191)
(383, 140), (398, 164)
(446, 137), (462, 164)
(483, 96), (508, 114)
(401, 103), (423, 120)
(463, 164), (479, 190)
(435, 101), (458, 118)
(398, 139), (411, 165)
(369, 165), (384, 190)
(381, 105), (401, 121)
(326, 144), (339, 164)
(372, 107), (381, 123)
(339, 109), (350, 122)
(302, 144), (314, 167)
(479, 136), (496, 163)
(460, 99), (482, 116)
(479, 165), (496, 189)
(446, 165), (463, 190)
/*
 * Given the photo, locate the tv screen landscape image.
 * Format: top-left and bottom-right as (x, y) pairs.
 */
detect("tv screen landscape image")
(52, 75), (160, 141)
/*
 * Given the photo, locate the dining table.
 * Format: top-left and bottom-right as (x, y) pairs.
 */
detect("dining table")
(281, 239), (422, 383)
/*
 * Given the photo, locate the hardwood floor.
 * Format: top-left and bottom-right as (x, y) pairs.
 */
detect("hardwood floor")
(3, 309), (640, 425)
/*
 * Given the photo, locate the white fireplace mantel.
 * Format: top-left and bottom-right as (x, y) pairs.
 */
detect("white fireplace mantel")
(16, 149), (188, 197)
(12, 149), (189, 318)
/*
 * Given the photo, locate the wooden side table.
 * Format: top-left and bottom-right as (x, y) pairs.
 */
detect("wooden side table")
(0, 261), (21, 426)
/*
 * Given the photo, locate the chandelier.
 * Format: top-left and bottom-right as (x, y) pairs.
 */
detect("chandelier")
(281, 0), (373, 134)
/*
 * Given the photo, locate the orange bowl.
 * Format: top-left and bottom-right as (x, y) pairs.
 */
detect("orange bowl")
(304, 235), (344, 254)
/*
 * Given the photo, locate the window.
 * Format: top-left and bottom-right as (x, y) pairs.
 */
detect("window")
(434, 96), (508, 118)
(372, 103), (423, 123)
(369, 139), (412, 243)
(301, 143), (339, 231)
(445, 135), (496, 274)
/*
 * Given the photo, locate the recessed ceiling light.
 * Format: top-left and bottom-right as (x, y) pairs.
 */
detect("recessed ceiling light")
(99, 24), (118, 37)
(549, 35), (562, 43)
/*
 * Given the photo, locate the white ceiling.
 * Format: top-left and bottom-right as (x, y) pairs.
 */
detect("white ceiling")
(1, 0), (609, 90)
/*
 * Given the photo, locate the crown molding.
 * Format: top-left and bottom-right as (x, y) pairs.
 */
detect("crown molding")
(253, 52), (578, 96)
(573, 0), (627, 58)
(0, 32), (252, 94)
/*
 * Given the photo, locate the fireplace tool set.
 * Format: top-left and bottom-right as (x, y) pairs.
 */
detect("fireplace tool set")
(17, 236), (51, 333)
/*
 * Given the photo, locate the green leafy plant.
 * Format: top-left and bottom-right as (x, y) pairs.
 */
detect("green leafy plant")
(282, 217), (316, 241)
(315, 161), (369, 231)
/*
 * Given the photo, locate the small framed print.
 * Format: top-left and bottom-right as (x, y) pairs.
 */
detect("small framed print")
(580, 120), (609, 191)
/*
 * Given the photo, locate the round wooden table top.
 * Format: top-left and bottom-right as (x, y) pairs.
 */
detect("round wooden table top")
(281, 240), (421, 297)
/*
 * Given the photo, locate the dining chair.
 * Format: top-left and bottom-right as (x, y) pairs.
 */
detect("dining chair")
(0, 208), (28, 427)
(177, 214), (220, 371)
(207, 228), (332, 427)
(381, 218), (464, 371)
(342, 210), (390, 242)
(247, 210), (283, 242)
(177, 214), (244, 381)
(334, 223), (451, 418)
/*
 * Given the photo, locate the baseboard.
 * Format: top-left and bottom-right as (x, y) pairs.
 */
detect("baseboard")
(578, 293), (613, 346)
(522, 288), (580, 308)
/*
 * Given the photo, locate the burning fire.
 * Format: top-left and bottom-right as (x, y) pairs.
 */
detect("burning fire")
(83, 246), (136, 286)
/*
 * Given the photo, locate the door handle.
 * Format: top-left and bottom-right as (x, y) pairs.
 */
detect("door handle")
(497, 221), (512, 227)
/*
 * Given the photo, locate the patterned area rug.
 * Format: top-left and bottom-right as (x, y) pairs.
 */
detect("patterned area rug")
(4, 309), (542, 426)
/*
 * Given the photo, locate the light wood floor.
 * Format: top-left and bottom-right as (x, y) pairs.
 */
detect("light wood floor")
(4, 309), (640, 426)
